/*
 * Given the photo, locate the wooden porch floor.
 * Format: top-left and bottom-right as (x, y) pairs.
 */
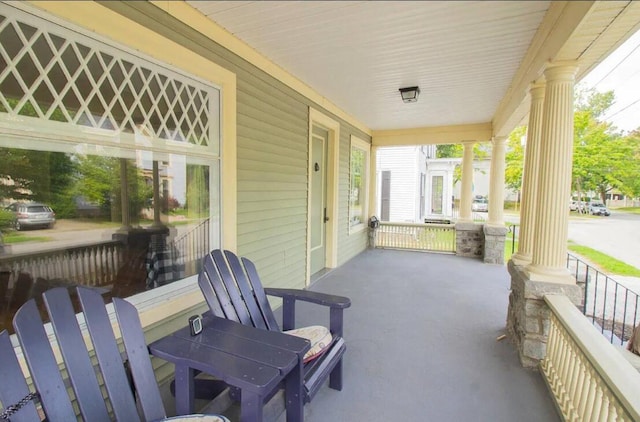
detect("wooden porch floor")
(274, 248), (560, 422)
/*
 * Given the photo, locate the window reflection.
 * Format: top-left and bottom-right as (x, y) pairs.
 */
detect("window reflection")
(0, 146), (217, 333)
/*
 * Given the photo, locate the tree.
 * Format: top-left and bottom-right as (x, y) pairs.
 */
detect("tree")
(504, 126), (527, 192)
(571, 88), (639, 205)
(0, 147), (77, 217)
(435, 143), (490, 185)
(499, 88), (640, 207)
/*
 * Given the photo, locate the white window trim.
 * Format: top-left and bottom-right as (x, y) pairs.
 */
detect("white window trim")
(349, 135), (370, 235)
(5, 2), (237, 344)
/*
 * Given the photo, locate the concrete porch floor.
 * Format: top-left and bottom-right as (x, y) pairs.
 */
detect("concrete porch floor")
(275, 248), (560, 422)
(211, 249), (560, 422)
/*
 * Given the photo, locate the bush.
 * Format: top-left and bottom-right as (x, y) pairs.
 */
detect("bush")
(0, 209), (14, 232)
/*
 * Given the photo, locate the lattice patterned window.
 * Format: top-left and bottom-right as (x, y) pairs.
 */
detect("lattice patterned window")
(0, 5), (220, 150)
(0, 4), (223, 333)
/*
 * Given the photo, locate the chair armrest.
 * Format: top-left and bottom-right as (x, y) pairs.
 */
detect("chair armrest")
(264, 288), (351, 334)
(264, 288), (351, 309)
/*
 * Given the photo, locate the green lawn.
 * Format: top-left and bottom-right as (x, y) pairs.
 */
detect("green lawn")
(567, 243), (640, 277)
(3, 232), (51, 244)
(612, 207), (640, 215)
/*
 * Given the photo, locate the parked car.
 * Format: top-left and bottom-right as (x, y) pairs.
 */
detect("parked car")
(5, 202), (56, 230)
(472, 197), (488, 212)
(588, 202), (610, 216)
(569, 200), (579, 211)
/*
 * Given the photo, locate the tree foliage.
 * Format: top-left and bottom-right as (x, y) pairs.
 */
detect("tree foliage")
(0, 148), (77, 217)
(572, 88), (638, 204)
(504, 126), (526, 192)
(500, 87), (640, 205)
(436, 143), (490, 184)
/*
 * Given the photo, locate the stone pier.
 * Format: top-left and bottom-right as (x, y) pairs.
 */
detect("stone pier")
(507, 261), (582, 368)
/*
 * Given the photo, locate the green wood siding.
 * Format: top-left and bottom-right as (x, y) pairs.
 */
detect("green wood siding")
(100, 2), (371, 290)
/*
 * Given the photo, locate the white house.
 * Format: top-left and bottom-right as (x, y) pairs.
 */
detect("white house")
(375, 145), (435, 222)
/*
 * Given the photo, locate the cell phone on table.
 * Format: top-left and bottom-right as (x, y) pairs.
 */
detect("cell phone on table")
(188, 314), (203, 336)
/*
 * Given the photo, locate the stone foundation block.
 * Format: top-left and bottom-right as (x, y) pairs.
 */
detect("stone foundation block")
(455, 222), (484, 259)
(506, 260), (582, 368)
(483, 225), (508, 264)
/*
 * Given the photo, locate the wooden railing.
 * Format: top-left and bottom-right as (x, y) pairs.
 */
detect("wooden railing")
(0, 240), (124, 287)
(541, 294), (640, 421)
(374, 222), (456, 253)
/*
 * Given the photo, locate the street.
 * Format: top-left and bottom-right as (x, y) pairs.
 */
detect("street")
(566, 211), (640, 270)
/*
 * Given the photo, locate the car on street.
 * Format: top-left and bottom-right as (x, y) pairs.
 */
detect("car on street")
(472, 197), (488, 212)
(588, 202), (610, 216)
(5, 202), (56, 230)
(569, 200), (579, 211)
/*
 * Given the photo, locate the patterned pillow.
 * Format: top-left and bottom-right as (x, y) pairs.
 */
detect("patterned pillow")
(285, 325), (333, 363)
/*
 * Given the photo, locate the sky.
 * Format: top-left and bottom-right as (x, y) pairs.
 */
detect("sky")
(579, 29), (640, 134)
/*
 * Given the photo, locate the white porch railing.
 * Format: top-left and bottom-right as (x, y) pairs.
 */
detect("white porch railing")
(541, 294), (640, 421)
(0, 240), (124, 287)
(374, 222), (456, 253)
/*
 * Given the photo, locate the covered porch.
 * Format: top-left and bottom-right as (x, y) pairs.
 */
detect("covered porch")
(215, 249), (560, 421)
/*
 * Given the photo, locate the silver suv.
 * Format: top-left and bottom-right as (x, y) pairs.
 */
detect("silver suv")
(6, 202), (56, 230)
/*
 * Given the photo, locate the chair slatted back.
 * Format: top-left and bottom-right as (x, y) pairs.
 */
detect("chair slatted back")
(113, 297), (166, 422)
(211, 249), (253, 325)
(200, 252), (240, 322)
(13, 298), (78, 421)
(238, 255), (280, 331)
(10, 286), (170, 422)
(0, 330), (41, 422)
(42, 287), (111, 421)
(77, 287), (141, 422)
(223, 250), (269, 330)
(200, 250), (280, 332)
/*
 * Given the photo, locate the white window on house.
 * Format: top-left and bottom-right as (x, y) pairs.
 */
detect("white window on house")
(349, 135), (370, 233)
(0, 4), (221, 333)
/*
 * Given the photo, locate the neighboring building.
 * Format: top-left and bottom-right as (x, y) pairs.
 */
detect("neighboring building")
(376, 146), (434, 222)
(377, 150), (518, 223)
(425, 157), (459, 219)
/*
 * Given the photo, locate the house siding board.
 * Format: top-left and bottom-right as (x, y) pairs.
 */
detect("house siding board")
(100, 1), (371, 289)
(378, 147), (420, 222)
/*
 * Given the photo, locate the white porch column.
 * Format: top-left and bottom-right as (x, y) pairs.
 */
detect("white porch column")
(526, 63), (578, 283)
(458, 142), (475, 222)
(511, 83), (545, 266)
(486, 136), (507, 227)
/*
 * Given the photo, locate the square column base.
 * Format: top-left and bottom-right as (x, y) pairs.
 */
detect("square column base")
(483, 225), (508, 264)
(506, 261), (582, 368)
(455, 222), (484, 259)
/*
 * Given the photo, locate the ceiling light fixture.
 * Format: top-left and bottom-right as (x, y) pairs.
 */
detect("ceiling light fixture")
(399, 86), (420, 103)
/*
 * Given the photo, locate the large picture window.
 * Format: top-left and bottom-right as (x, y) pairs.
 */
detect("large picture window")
(0, 4), (221, 333)
(349, 135), (370, 233)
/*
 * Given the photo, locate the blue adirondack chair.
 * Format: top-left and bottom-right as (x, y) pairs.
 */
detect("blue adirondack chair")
(198, 250), (351, 414)
(0, 286), (229, 422)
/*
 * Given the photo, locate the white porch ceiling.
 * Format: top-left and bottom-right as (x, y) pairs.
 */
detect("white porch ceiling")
(186, 1), (640, 135)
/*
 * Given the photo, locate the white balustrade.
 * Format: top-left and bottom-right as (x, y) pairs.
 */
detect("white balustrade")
(374, 222), (455, 253)
(541, 294), (640, 421)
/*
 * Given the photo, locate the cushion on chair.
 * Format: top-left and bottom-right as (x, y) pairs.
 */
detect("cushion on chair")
(285, 325), (333, 363)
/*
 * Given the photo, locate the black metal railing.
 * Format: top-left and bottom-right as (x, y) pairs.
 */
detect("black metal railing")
(507, 224), (518, 254)
(567, 253), (640, 345)
(172, 218), (210, 270)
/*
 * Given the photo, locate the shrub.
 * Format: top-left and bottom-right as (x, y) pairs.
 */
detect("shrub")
(0, 209), (14, 232)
